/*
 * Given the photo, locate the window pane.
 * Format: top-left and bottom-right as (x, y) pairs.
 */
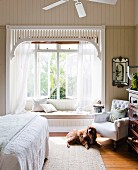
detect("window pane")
(38, 52), (50, 97)
(59, 53), (66, 99)
(27, 53), (35, 97)
(66, 53), (78, 98)
(50, 53), (57, 99)
(60, 44), (78, 50)
(39, 44), (57, 50)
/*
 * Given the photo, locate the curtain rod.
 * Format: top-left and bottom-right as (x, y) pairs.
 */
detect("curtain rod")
(31, 41), (79, 44)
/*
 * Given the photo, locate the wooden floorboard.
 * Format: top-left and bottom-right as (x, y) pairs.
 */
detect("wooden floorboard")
(49, 132), (138, 169)
(96, 135), (138, 170)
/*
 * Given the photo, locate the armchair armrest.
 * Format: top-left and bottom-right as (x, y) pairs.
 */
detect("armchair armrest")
(92, 112), (111, 123)
(114, 117), (129, 139)
(114, 117), (129, 128)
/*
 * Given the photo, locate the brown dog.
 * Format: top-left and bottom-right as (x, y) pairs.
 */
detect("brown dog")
(66, 126), (97, 149)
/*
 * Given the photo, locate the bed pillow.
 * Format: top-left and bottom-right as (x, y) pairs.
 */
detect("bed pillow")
(40, 104), (57, 113)
(109, 108), (127, 123)
(32, 98), (47, 112)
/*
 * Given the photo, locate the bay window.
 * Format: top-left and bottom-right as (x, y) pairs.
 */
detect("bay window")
(7, 26), (104, 114)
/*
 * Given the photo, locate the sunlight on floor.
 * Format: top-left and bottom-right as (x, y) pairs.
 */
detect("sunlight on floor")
(97, 137), (110, 142)
(49, 135), (111, 147)
(49, 137), (66, 145)
(96, 134), (111, 145)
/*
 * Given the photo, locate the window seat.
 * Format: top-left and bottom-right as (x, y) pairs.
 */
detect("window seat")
(25, 99), (93, 132)
(29, 111), (93, 132)
(33, 111), (93, 119)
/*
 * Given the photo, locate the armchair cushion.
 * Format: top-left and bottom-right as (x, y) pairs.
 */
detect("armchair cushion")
(109, 108), (128, 123)
(93, 122), (117, 140)
(93, 112), (110, 123)
(93, 117), (129, 141)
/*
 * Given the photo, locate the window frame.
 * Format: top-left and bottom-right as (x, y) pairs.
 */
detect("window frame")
(28, 43), (78, 99)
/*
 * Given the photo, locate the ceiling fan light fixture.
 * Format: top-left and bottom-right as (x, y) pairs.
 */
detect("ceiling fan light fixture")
(75, 1), (86, 18)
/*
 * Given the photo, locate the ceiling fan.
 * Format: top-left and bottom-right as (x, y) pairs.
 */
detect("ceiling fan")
(42, 0), (117, 18)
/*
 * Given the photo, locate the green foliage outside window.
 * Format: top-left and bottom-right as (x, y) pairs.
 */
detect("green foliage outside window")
(49, 52), (66, 99)
(27, 45), (77, 99)
(131, 73), (138, 90)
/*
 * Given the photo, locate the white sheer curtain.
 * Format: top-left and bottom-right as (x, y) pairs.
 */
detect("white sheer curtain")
(66, 53), (78, 98)
(10, 42), (31, 114)
(77, 41), (101, 111)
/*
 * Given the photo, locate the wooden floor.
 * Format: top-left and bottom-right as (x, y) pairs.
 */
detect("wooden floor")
(49, 132), (138, 170)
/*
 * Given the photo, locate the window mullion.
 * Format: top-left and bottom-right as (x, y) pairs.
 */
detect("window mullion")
(34, 44), (38, 98)
(48, 56), (50, 98)
(35, 44), (40, 98)
(37, 55), (40, 98)
(57, 44), (60, 99)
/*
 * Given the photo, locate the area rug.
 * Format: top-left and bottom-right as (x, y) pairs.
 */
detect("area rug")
(43, 137), (106, 170)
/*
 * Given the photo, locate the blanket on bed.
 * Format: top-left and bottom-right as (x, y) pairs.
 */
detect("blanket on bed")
(0, 113), (49, 170)
(0, 113), (37, 152)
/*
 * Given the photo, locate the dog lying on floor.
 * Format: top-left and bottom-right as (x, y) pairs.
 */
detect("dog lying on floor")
(66, 126), (97, 149)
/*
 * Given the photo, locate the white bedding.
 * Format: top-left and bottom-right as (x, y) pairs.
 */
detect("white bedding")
(0, 113), (49, 170)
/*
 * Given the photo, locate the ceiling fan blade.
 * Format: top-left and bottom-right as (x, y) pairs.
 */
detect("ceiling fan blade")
(89, 0), (117, 5)
(75, 2), (86, 18)
(43, 0), (68, 10)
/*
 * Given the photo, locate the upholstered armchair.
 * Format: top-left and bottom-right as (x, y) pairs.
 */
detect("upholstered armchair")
(92, 99), (129, 150)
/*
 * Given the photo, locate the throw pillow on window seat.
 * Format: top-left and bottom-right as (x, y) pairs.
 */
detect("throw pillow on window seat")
(31, 98), (47, 112)
(40, 104), (57, 113)
(109, 108), (127, 123)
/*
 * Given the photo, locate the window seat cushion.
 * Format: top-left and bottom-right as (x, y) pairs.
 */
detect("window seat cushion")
(25, 99), (78, 111)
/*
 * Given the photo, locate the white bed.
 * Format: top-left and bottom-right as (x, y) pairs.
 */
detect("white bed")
(0, 113), (49, 170)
